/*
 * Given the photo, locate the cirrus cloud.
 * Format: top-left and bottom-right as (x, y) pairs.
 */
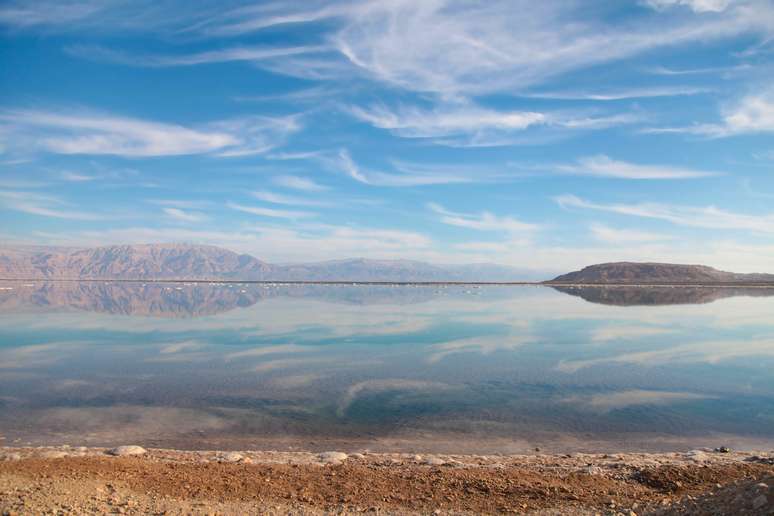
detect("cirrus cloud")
(0, 108), (302, 158)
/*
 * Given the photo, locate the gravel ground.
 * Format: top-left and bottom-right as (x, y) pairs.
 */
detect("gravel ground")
(1, 446), (772, 515)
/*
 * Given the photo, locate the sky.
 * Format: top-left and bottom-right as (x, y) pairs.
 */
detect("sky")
(1, 0), (774, 274)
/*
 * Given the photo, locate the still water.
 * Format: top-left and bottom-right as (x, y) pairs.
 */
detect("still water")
(1, 281), (773, 453)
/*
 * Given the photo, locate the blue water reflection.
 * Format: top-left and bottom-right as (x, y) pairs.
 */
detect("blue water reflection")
(1, 281), (773, 453)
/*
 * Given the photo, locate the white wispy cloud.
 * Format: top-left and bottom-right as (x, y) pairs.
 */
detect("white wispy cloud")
(66, 44), (330, 67)
(0, 0), (105, 28)
(333, 149), (478, 186)
(556, 194), (774, 233)
(250, 190), (328, 207)
(348, 102), (639, 146)
(162, 207), (207, 222)
(16, 1), (769, 99)
(428, 203), (539, 233)
(590, 224), (673, 243)
(227, 201), (316, 219)
(0, 108), (301, 157)
(194, 2), (350, 36)
(349, 103), (546, 138)
(557, 155), (721, 179)
(525, 86), (711, 101)
(329, 0), (773, 96)
(148, 199), (213, 209)
(642, 0), (733, 13)
(645, 89), (774, 137)
(60, 171), (96, 182)
(0, 190), (102, 220)
(271, 175), (329, 192)
(646, 63), (751, 75)
(0, 0), (221, 32)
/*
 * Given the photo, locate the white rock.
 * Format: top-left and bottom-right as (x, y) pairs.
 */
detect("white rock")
(424, 456), (446, 466)
(222, 452), (244, 463)
(4, 453), (22, 461)
(319, 451), (348, 464)
(585, 466), (604, 475)
(686, 450), (709, 462)
(107, 445), (147, 456)
(40, 450), (68, 459)
(350, 453), (366, 460)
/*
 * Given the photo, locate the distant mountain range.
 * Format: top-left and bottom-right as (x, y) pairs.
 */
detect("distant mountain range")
(548, 262), (774, 284)
(3, 246), (773, 284)
(0, 244), (543, 282)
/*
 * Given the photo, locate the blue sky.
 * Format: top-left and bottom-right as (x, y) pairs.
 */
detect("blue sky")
(1, 0), (773, 273)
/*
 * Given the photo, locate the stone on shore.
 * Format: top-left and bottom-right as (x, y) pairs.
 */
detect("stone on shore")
(221, 452), (244, 462)
(40, 450), (69, 459)
(107, 445), (147, 457)
(319, 451), (348, 464)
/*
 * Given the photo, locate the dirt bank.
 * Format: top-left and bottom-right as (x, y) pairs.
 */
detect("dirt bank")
(1, 446), (772, 515)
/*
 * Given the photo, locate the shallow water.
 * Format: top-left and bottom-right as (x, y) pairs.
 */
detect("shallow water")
(1, 281), (774, 453)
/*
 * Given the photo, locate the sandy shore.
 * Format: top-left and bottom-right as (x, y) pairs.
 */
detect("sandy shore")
(1, 446), (773, 515)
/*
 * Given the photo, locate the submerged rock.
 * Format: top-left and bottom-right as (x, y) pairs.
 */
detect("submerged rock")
(107, 445), (147, 457)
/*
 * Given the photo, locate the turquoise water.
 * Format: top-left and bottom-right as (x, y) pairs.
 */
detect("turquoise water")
(1, 281), (774, 453)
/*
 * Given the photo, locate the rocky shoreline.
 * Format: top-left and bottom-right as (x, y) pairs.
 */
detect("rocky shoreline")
(1, 445), (773, 514)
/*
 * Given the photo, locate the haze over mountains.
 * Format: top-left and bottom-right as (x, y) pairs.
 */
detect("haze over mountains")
(0, 244), (541, 282)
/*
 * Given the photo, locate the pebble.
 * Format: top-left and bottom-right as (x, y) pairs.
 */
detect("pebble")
(424, 456), (447, 466)
(221, 452), (244, 463)
(107, 446), (147, 457)
(686, 450), (709, 462)
(584, 466), (603, 475)
(40, 451), (68, 459)
(319, 451), (348, 464)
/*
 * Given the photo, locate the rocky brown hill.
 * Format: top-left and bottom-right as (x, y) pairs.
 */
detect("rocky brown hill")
(0, 244), (537, 282)
(0, 244), (273, 280)
(548, 262), (774, 284)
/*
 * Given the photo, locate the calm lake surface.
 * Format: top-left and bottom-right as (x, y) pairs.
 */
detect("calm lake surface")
(1, 281), (774, 453)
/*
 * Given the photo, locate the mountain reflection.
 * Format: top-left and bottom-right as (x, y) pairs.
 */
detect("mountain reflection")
(4, 281), (774, 317)
(552, 285), (774, 306)
(0, 281), (483, 317)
